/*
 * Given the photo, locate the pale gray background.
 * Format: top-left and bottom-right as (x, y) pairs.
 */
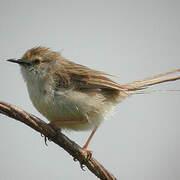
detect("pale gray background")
(0, 0), (180, 179)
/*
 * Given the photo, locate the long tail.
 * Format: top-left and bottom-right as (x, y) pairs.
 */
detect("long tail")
(121, 68), (180, 94)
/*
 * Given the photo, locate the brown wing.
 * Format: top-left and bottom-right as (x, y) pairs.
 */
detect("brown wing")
(54, 58), (126, 91)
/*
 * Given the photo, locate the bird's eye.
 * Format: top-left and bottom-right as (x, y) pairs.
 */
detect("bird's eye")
(34, 59), (40, 65)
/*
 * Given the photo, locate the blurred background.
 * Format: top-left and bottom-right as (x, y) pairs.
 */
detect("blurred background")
(0, 0), (180, 179)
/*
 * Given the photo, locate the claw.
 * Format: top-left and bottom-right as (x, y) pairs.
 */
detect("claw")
(80, 163), (86, 171)
(44, 136), (48, 146)
(73, 157), (86, 170)
(73, 157), (78, 162)
(40, 133), (52, 146)
(86, 151), (92, 160)
(82, 148), (93, 160)
(73, 149), (91, 171)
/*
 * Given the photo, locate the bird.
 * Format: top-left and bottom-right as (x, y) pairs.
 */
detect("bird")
(7, 46), (180, 154)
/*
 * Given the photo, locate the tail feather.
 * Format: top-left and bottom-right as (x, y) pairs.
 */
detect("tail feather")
(133, 68), (180, 83)
(121, 69), (180, 94)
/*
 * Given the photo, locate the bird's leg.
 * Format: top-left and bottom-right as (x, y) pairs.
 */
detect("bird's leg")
(49, 120), (97, 158)
(49, 121), (62, 132)
(82, 127), (97, 157)
(49, 119), (88, 126)
(47, 119), (88, 144)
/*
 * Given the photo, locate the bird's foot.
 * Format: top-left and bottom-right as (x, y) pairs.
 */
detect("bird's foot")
(82, 147), (92, 160)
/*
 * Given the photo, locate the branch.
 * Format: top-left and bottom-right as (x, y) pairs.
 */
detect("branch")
(0, 101), (117, 180)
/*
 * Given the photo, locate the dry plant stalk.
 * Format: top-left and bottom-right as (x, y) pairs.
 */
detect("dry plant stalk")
(0, 101), (117, 180)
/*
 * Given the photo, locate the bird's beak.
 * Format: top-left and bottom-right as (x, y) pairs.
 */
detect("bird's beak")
(7, 59), (31, 66)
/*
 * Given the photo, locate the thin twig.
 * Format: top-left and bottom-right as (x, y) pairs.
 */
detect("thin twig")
(0, 101), (117, 180)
